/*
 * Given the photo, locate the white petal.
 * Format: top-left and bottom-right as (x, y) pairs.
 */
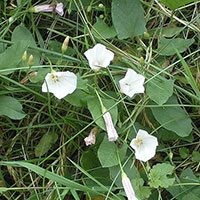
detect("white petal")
(119, 69), (145, 98)
(130, 129), (158, 162)
(125, 69), (138, 81)
(56, 3), (64, 16)
(84, 43), (114, 70)
(95, 44), (114, 68)
(42, 73), (53, 92)
(84, 48), (97, 70)
(137, 129), (158, 146)
(42, 71), (77, 99)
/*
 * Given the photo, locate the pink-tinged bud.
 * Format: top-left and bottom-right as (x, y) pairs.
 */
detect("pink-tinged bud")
(122, 173), (138, 200)
(33, 4), (53, 13)
(61, 36), (70, 54)
(28, 55), (34, 67)
(103, 112), (118, 142)
(84, 127), (98, 146)
(30, 3), (64, 16)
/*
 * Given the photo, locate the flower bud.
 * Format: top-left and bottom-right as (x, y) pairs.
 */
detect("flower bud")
(103, 112), (118, 142)
(139, 56), (144, 65)
(98, 3), (104, 8)
(87, 5), (92, 12)
(143, 32), (150, 39)
(61, 36), (70, 54)
(99, 14), (104, 19)
(28, 55), (34, 67)
(9, 17), (14, 23)
(122, 172), (138, 200)
(22, 51), (27, 62)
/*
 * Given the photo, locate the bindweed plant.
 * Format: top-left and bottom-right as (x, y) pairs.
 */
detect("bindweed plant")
(0, 0), (200, 199)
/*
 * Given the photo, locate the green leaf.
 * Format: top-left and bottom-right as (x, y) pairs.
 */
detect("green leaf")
(65, 75), (91, 107)
(158, 128), (194, 142)
(167, 168), (200, 200)
(0, 161), (100, 195)
(159, 0), (198, 10)
(131, 178), (151, 199)
(97, 136), (118, 167)
(146, 79), (174, 105)
(87, 96), (118, 130)
(76, 74), (88, 91)
(111, 0), (146, 39)
(0, 41), (28, 74)
(150, 95), (193, 137)
(179, 147), (190, 159)
(149, 163), (175, 188)
(109, 159), (137, 187)
(65, 90), (92, 107)
(80, 150), (100, 170)
(92, 18), (117, 39)
(149, 27), (184, 38)
(12, 24), (40, 66)
(191, 151), (200, 162)
(0, 95), (26, 120)
(35, 132), (58, 157)
(157, 37), (194, 56)
(29, 68), (50, 83)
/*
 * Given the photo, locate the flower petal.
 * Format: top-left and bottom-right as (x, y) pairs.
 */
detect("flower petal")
(84, 127), (98, 146)
(84, 48), (98, 70)
(56, 3), (64, 16)
(84, 43), (114, 70)
(119, 69), (145, 98)
(42, 71), (77, 99)
(130, 129), (158, 162)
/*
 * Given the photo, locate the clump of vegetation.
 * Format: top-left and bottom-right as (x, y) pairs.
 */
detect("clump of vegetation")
(0, 0), (199, 199)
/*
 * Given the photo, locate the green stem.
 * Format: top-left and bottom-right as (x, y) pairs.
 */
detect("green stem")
(95, 89), (106, 113)
(116, 148), (124, 174)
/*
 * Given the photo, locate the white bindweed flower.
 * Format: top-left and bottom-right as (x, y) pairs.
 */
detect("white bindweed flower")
(119, 68), (145, 98)
(42, 71), (77, 99)
(84, 43), (114, 71)
(103, 112), (118, 141)
(84, 127), (98, 146)
(130, 129), (158, 162)
(122, 172), (138, 200)
(33, 3), (64, 16)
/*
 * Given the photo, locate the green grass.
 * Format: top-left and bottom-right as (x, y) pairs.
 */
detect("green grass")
(0, 0), (200, 199)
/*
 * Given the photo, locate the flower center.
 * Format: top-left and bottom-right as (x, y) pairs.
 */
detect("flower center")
(93, 61), (103, 68)
(125, 82), (130, 86)
(50, 74), (59, 82)
(134, 137), (143, 148)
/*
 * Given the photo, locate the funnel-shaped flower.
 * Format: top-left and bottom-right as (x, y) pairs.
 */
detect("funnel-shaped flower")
(42, 71), (77, 99)
(33, 3), (64, 16)
(130, 129), (158, 162)
(103, 112), (118, 141)
(84, 43), (114, 71)
(119, 69), (145, 98)
(122, 172), (138, 200)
